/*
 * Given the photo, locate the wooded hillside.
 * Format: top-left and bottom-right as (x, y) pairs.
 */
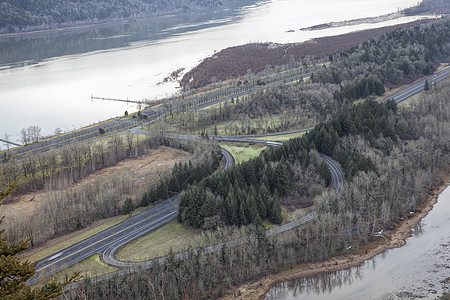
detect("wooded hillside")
(0, 0), (236, 33)
(404, 0), (450, 15)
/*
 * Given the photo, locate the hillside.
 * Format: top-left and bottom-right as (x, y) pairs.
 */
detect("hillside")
(0, 0), (251, 34)
(404, 0), (450, 15)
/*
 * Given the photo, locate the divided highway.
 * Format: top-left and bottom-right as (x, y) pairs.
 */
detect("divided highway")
(5, 65), (447, 162)
(382, 67), (449, 104)
(30, 131), (342, 280)
(31, 197), (179, 284)
(2, 65), (312, 162)
(27, 66), (448, 282)
(30, 148), (235, 284)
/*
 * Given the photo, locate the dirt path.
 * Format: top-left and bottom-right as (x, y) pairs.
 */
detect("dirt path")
(222, 173), (450, 300)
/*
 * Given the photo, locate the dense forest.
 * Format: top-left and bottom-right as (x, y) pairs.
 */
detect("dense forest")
(65, 77), (450, 299)
(0, 0), (242, 33)
(404, 0), (450, 15)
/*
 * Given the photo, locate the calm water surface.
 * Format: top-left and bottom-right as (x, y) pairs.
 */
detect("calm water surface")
(267, 186), (450, 299)
(0, 0), (421, 147)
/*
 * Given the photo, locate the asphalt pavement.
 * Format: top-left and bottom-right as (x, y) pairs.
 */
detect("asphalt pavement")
(27, 66), (449, 282)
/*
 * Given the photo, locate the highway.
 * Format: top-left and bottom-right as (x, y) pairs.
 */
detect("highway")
(381, 67), (449, 104)
(5, 65), (447, 162)
(102, 158), (342, 269)
(29, 147), (235, 284)
(29, 130), (341, 280)
(30, 197), (179, 284)
(2, 65), (311, 162)
(27, 66), (447, 282)
(319, 153), (344, 196)
(91, 134), (344, 269)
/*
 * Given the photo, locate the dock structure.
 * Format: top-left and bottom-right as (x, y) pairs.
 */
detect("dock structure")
(91, 95), (143, 104)
(0, 138), (21, 147)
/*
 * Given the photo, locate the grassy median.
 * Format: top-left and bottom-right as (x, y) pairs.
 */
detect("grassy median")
(115, 220), (201, 262)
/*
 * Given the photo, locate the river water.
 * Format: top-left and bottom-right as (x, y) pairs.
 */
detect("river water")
(267, 186), (450, 299)
(0, 0), (422, 148)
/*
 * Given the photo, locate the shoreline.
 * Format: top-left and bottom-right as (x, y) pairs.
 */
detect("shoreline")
(181, 17), (437, 89)
(0, 13), (178, 39)
(299, 12), (406, 31)
(221, 171), (450, 300)
(0, 0), (252, 38)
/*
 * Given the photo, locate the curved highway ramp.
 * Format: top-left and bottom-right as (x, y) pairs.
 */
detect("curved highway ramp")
(28, 67), (448, 284)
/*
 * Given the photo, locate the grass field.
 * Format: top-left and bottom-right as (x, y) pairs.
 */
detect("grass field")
(62, 254), (118, 279)
(219, 142), (267, 164)
(248, 131), (307, 141)
(115, 220), (201, 262)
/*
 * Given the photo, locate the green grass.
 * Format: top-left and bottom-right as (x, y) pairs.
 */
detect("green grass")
(23, 207), (148, 263)
(115, 220), (201, 262)
(219, 142), (267, 164)
(62, 254), (118, 279)
(248, 131), (307, 141)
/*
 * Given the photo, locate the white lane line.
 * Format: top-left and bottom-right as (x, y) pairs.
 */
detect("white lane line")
(37, 203), (176, 272)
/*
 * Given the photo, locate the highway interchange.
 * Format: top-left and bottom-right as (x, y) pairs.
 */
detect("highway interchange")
(18, 65), (448, 284)
(29, 131), (342, 283)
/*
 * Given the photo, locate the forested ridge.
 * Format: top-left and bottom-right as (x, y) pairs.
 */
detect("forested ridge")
(0, 0), (234, 33)
(174, 19), (450, 230)
(404, 0), (450, 15)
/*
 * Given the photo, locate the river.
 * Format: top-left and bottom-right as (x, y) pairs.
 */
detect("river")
(0, 0), (423, 148)
(267, 186), (450, 299)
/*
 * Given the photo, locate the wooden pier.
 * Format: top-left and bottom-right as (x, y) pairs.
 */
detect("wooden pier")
(0, 138), (21, 147)
(91, 95), (142, 104)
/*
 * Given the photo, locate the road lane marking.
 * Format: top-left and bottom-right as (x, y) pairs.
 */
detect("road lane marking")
(36, 203), (177, 272)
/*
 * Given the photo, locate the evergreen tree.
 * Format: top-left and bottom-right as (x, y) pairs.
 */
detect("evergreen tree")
(318, 160), (332, 186)
(122, 198), (134, 217)
(247, 195), (261, 225)
(140, 192), (149, 207)
(424, 79), (430, 91)
(268, 191), (283, 224)
(258, 183), (271, 219)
